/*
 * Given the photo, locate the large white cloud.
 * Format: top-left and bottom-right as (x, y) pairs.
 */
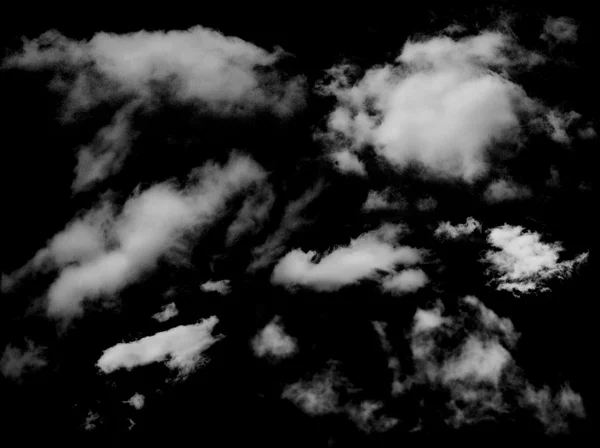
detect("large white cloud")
(317, 30), (570, 181)
(271, 224), (422, 291)
(484, 224), (588, 293)
(7, 153), (265, 317)
(97, 315), (220, 374)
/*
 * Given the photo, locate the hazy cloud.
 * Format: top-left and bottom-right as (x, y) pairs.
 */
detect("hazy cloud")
(252, 317), (297, 358)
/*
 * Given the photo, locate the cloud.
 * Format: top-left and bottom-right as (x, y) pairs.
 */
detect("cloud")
(225, 184), (275, 246)
(330, 150), (366, 176)
(484, 224), (588, 293)
(152, 302), (179, 322)
(7, 153), (264, 317)
(252, 317), (297, 358)
(522, 384), (586, 434)
(318, 31), (549, 181)
(362, 189), (404, 211)
(347, 401), (398, 433)
(5, 27), (306, 118)
(484, 179), (532, 203)
(126, 393), (145, 410)
(381, 268), (428, 294)
(200, 279), (231, 295)
(541, 17), (578, 44)
(249, 180), (324, 271)
(0, 341), (47, 380)
(271, 224), (422, 291)
(435, 217), (482, 239)
(97, 315), (220, 375)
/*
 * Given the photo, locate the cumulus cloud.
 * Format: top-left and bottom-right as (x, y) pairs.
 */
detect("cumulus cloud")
(435, 217), (482, 239)
(0, 341), (47, 380)
(484, 224), (588, 293)
(330, 150), (366, 175)
(381, 268), (428, 294)
(484, 179), (532, 203)
(271, 224), (422, 291)
(200, 279), (231, 295)
(318, 31), (551, 181)
(97, 315), (220, 375)
(541, 17), (578, 44)
(252, 317), (297, 358)
(8, 153), (264, 317)
(152, 302), (179, 322)
(126, 393), (145, 410)
(5, 27), (306, 118)
(249, 180), (324, 271)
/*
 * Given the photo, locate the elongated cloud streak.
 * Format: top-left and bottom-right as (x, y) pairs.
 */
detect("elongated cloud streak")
(97, 316), (220, 374)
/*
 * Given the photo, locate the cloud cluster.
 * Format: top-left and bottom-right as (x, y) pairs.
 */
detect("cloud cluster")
(97, 315), (220, 375)
(484, 224), (588, 293)
(272, 224), (424, 292)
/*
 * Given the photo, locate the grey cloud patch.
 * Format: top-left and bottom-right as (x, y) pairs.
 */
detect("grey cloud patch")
(225, 184), (276, 246)
(152, 302), (179, 322)
(541, 17), (578, 44)
(200, 279), (231, 295)
(252, 316), (297, 359)
(484, 179), (532, 203)
(435, 217), (482, 239)
(1, 340), (47, 380)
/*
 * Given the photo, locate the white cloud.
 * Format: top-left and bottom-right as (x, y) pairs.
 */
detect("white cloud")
(319, 31), (548, 181)
(200, 279), (231, 295)
(20, 153), (265, 317)
(152, 302), (179, 322)
(330, 150), (366, 176)
(381, 268), (428, 294)
(541, 17), (578, 44)
(484, 224), (588, 293)
(252, 317), (297, 358)
(126, 393), (145, 410)
(6, 27), (306, 118)
(97, 315), (220, 375)
(271, 224), (422, 291)
(435, 217), (482, 239)
(484, 179), (532, 203)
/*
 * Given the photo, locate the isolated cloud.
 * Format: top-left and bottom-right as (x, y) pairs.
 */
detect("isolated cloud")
(13, 154), (265, 316)
(271, 224), (422, 291)
(381, 268), (428, 294)
(97, 315), (220, 374)
(318, 31), (551, 181)
(126, 393), (145, 410)
(200, 279), (231, 295)
(435, 217), (482, 239)
(484, 224), (588, 293)
(6, 27), (306, 117)
(252, 317), (297, 358)
(0, 341), (47, 380)
(152, 302), (179, 322)
(541, 17), (578, 44)
(484, 179), (532, 203)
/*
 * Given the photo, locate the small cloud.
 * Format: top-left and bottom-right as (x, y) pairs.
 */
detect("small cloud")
(84, 411), (101, 431)
(381, 268), (428, 294)
(271, 224), (422, 291)
(200, 279), (231, 295)
(126, 393), (145, 410)
(152, 302), (179, 322)
(0, 341), (47, 380)
(484, 224), (588, 293)
(330, 150), (366, 176)
(97, 316), (221, 375)
(522, 384), (586, 434)
(484, 179), (532, 203)
(362, 190), (404, 211)
(541, 17), (578, 44)
(435, 217), (482, 239)
(252, 317), (297, 359)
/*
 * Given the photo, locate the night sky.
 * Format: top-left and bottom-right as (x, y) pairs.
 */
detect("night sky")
(0, 2), (595, 446)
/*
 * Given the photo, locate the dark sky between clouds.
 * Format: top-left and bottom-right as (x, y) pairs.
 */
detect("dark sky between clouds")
(0, 2), (596, 447)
